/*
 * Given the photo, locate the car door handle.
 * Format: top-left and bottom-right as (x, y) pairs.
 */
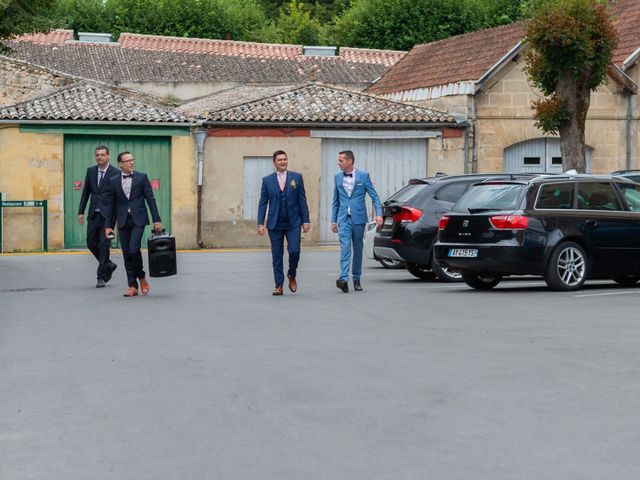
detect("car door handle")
(586, 219), (598, 227)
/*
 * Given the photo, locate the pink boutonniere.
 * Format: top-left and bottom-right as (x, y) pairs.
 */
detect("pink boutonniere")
(290, 179), (297, 189)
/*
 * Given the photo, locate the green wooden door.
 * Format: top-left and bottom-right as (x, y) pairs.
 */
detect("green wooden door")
(64, 135), (171, 248)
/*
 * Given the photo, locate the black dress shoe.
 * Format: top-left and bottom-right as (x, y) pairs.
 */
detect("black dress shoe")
(336, 279), (349, 293)
(96, 279), (106, 288)
(354, 280), (363, 291)
(103, 263), (117, 283)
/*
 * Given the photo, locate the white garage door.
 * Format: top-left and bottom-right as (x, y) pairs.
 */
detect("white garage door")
(504, 138), (592, 173)
(320, 138), (428, 242)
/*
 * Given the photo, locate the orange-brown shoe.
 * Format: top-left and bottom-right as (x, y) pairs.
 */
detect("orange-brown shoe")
(272, 286), (284, 296)
(123, 287), (138, 297)
(287, 275), (297, 293)
(139, 277), (150, 295)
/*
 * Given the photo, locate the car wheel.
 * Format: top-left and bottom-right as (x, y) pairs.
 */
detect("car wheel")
(406, 262), (435, 280)
(431, 255), (462, 282)
(545, 241), (587, 291)
(461, 272), (501, 290)
(378, 258), (404, 269)
(611, 274), (640, 286)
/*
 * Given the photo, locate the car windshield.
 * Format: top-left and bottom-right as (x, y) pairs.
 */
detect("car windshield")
(453, 183), (526, 213)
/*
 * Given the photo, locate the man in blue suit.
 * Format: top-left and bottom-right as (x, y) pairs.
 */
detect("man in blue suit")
(331, 150), (382, 293)
(77, 145), (119, 288)
(104, 151), (163, 297)
(257, 150), (310, 296)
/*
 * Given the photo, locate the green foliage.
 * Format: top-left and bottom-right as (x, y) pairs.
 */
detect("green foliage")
(53, 0), (110, 34)
(0, 0), (56, 41)
(525, 0), (617, 135)
(272, 1), (322, 45)
(532, 95), (571, 134)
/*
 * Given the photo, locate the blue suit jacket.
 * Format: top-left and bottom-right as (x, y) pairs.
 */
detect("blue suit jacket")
(332, 169), (382, 225)
(77, 164), (119, 218)
(104, 171), (162, 229)
(257, 171), (310, 230)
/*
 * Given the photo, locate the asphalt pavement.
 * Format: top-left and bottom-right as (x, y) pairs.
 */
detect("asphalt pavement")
(1, 249), (639, 480)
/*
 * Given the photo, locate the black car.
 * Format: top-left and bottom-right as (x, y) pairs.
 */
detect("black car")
(374, 173), (534, 281)
(613, 169), (640, 183)
(434, 174), (640, 291)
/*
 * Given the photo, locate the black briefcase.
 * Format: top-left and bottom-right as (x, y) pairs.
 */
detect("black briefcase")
(147, 230), (177, 277)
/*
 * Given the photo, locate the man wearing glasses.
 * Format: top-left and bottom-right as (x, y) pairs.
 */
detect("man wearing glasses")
(104, 151), (163, 297)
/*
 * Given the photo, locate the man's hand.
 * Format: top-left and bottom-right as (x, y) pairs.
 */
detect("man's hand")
(104, 227), (114, 238)
(78, 214), (84, 225)
(331, 223), (338, 233)
(302, 223), (311, 234)
(375, 215), (383, 227)
(257, 225), (265, 236)
(153, 222), (163, 233)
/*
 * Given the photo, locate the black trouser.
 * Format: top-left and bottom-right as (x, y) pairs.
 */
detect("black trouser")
(86, 212), (114, 280)
(119, 215), (146, 288)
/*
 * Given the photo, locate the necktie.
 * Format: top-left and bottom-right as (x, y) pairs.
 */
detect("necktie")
(98, 170), (105, 185)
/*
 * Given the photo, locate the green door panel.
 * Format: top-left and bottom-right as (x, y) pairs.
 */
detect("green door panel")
(64, 135), (172, 249)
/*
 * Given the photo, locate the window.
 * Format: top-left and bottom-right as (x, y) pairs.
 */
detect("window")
(523, 157), (541, 165)
(576, 183), (621, 211)
(536, 183), (574, 209)
(617, 183), (640, 212)
(435, 182), (468, 203)
(243, 157), (274, 220)
(551, 157), (562, 165)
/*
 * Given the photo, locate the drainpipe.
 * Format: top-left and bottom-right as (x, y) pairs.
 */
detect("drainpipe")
(471, 94), (478, 173)
(193, 129), (207, 248)
(463, 124), (470, 174)
(627, 92), (633, 170)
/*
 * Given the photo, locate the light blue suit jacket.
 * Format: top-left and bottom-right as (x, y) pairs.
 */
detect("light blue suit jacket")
(331, 169), (382, 225)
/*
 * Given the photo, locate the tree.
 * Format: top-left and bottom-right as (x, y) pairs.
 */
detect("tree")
(524, 0), (617, 172)
(53, 0), (109, 34)
(272, 0), (322, 45)
(0, 0), (56, 46)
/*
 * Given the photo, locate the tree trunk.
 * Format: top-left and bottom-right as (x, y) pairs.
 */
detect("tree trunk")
(557, 73), (591, 173)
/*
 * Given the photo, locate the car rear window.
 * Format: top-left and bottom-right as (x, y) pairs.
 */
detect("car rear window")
(452, 183), (526, 213)
(386, 184), (430, 203)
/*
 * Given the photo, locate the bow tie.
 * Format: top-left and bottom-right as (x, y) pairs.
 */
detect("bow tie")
(122, 174), (133, 178)
(343, 172), (353, 177)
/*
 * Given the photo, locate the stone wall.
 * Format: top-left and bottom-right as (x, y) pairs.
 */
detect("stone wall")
(0, 57), (74, 107)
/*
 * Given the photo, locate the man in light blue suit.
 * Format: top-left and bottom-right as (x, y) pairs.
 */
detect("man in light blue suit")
(258, 150), (311, 296)
(331, 150), (383, 293)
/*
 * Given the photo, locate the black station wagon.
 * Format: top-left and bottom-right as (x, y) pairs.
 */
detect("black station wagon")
(434, 174), (640, 291)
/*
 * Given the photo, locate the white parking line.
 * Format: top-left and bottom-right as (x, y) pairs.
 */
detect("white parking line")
(574, 291), (637, 298)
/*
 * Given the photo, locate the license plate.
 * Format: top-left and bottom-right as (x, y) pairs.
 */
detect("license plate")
(383, 217), (393, 226)
(448, 248), (478, 258)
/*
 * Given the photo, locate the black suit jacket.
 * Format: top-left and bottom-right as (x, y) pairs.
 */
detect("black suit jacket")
(103, 171), (162, 229)
(77, 164), (119, 219)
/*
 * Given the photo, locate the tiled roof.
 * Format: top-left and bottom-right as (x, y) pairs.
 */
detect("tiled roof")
(368, 23), (524, 95)
(370, 0), (640, 96)
(9, 29), (74, 44)
(202, 83), (458, 125)
(0, 83), (192, 123)
(5, 31), (405, 86)
(178, 85), (300, 117)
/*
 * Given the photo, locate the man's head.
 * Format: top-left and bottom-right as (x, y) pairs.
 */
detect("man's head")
(273, 150), (288, 173)
(95, 146), (110, 168)
(117, 151), (135, 174)
(338, 150), (355, 173)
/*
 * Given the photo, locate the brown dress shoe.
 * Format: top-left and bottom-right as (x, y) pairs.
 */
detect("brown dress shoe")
(287, 274), (297, 293)
(123, 287), (139, 297)
(139, 277), (150, 295)
(272, 286), (284, 296)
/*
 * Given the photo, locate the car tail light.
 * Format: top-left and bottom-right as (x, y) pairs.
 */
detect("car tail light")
(393, 206), (422, 223)
(438, 215), (450, 230)
(489, 215), (529, 230)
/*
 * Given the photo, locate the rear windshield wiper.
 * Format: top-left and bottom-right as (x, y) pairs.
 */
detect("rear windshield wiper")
(468, 207), (495, 213)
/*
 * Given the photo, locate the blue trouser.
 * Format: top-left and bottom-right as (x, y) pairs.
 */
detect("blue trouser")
(119, 215), (146, 288)
(338, 217), (366, 282)
(268, 226), (301, 287)
(86, 213), (114, 280)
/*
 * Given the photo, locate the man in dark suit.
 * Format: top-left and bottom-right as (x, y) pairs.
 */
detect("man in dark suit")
(257, 150), (310, 296)
(77, 145), (119, 288)
(104, 151), (163, 297)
